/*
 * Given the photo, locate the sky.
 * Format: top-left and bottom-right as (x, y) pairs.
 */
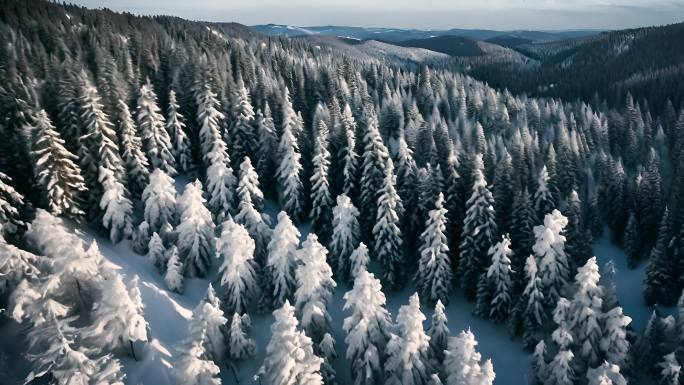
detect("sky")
(66, 0), (684, 30)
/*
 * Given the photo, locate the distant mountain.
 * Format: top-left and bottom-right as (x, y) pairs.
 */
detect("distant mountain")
(251, 24), (602, 43)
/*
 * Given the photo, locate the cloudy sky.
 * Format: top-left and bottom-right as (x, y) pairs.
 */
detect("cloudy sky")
(67, 0), (684, 30)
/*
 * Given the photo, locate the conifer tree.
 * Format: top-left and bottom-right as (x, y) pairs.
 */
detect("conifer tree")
(600, 306), (631, 368)
(570, 257), (604, 370)
(479, 234), (514, 322)
(234, 170), (271, 262)
(532, 341), (547, 385)
(343, 270), (391, 385)
(329, 194), (361, 280)
(166, 90), (193, 174)
(638, 149), (663, 250)
(416, 192), (452, 305)
(218, 219), (259, 315)
(132, 221), (151, 255)
(459, 155), (497, 299)
(259, 301), (324, 385)
(509, 188), (535, 284)
(533, 166), (556, 221)
(117, 99), (150, 198)
(226, 312), (256, 362)
(310, 120), (334, 241)
(230, 77), (257, 166)
(360, 118), (391, 236)
(319, 333), (338, 385)
(349, 242), (370, 280)
(237, 156), (264, 211)
(99, 166), (134, 243)
(255, 106), (278, 198)
(295, 234), (336, 343)
(443, 329), (496, 385)
(0, 172), (25, 235)
(659, 352), (681, 385)
(137, 81), (176, 174)
(277, 90), (305, 221)
(427, 299), (449, 369)
(546, 349), (575, 385)
(338, 107), (359, 199)
(142, 168), (177, 234)
(373, 160), (404, 290)
(172, 330), (222, 385)
(265, 211), (300, 308)
(186, 285), (228, 363)
(384, 293), (432, 385)
(177, 180), (215, 278)
(533, 210), (570, 306)
(586, 362), (628, 385)
(165, 245), (184, 293)
(148, 232), (167, 272)
(31, 109), (86, 221)
(623, 211), (640, 266)
(563, 191), (593, 271)
(493, 152), (515, 233)
(520, 255), (545, 350)
(644, 207), (678, 305)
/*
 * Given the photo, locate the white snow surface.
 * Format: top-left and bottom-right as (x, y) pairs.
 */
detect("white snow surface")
(7, 188), (663, 385)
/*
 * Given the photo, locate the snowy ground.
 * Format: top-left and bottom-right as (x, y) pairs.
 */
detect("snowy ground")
(4, 192), (666, 385)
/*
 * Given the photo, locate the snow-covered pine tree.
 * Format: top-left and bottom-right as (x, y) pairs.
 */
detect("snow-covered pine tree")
(509, 187), (535, 278)
(85, 274), (148, 358)
(329, 194), (361, 281)
(234, 174), (271, 262)
(546, 349), (575, 385)
(225, 312), (256, 362)
(520, 255), (545, 350)
(416, 192), (452, 305)
(295, 234), (336, 343)
(237, 156), (264, 211)
(265, 211), (300, 308)
(186, 284), (228, 363)
(360, 117), (391, 237)
(259, 301), (324, 385)
(136, 80), (176, 175)
(480, 234), (514, 322)
(148, 232), (167, 272)
(172, 329), (222, 385)
(384, 293), (432, 385)
(337, 104), (358, 199)
(569, 256), (604, 370)
(116, 99), (150, 198)
(658, 352), (681, 385)
(217, 219), (259, 315)
(644, 207), (678, 306)
(600, 306), (631, 368)
(563, 190), (593, 271)
(99, 166), (134, 243)
(31, 109), (86, 221)
(532, 341), (547, 385)
(586, 362), (627, 385)
(166, 89), (193, 174)
(142, 168), (177, 234)
(229, 76), (257, 167)
(459, 154), (497, 300)
(165, 245), (184, 293)
(277, 88), (305, 222)
(310, 120), (334, 242)
(196, 83), (236, 222)
(373, 159), (404, 290)
(443, 329), (496, 385)
(551, 297), (573, 351)
(0, 172), (25, 236)
(638, 149), (663, 250)
(532, 209), (570, 306)
(427, 299), (449, 370)
(493, 151), (515, 233)
(623, 211), (640, 266)
(343, 270), (391, 385)
(349, 242), (370, 280)
(132, 221), (151, 255)
(533, 166), (556, 221)
(177, 180), (215, 278)
(255, 105), (278, 199)
(319, 332), (338, 385)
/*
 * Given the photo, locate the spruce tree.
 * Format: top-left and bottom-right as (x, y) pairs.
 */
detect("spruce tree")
(533, 210), (570, 307)
(31, 109), (86, 221)
(329, 194), (361, 281)
(117, 99), (150, 197)
(416, 192), (452, 306)
(360, 118), (390, 237)
(229, 76), (257, 167)
(165, 245), (184, 293)
(570, 257), (604, 370)
(142, 168), (177, 234)
(226, 312), (256, 363)
(310, 120), (334, 242)
(480, 234), (514, 323)
(166, 90), (193, 174)
(0, 172), (25, 236)
(644, 207), (678, 306)
(217, 219), (259, 315)
(265, 211), (300, 309)
(533, 166), (556, 221)
(99, 166), (134, 243)
(237, 156), (264, 211)
(427, 299), (449, 369)
(443, 329), (496, 385)
(277, 90), (305, 222)
(148, 232), (167, 272)
(177, 180), (215, 278)
(373, 159), (404, 290)
(255, 105), (278, 199)
(137, 80), (176, 175)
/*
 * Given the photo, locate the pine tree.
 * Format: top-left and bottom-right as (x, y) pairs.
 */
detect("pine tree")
(427, 299), (449, 369)
(600, 306), (631, 368)
(177, 180), (215, 278)
(319, 333), (338, 385)
(186, 285), (228, 363)
(0, 172), (25, 235)
(265, 211), (300, 309)
(659, 352), (681, 385)
(132, 221), (151, 255)
(638, 149), (663, 250)
(237, 156), (264, 211)
(533, 210), (570, 306)
(99, 166), (134, 243)
(259, 301), (324, 385)
(459, 155), (497, 299)
(85, 274), (148, 358)
(373, 159), (404, 290)
(277, 90), (305, 222)
(218, 219), (259, 315)
(310, 120), (334, 241)
(31, 109), (86, 221)
(586, 362), (627, 385)
(563, 191), (593, 271)
(329, 194), (361, 281)
(533, 166), (556, 221)
(532, 341), (547, 385)
(416, 192), (452, 305)
(482, 234), (514, 322)
(230, 77), (257, 167)
(295, 234), (336, 343)
(166, 90), (193, 173)
(384, 293), (432, 385)
(234, 176), (271, 262)
(115, 102), (149, 200)
(443, 329), (496, 385)
(360, 118), (390, 237)
(546, 349), (575, 385)
(148, 232), (167, 272)
(343, 270), (391, 385)
(137, 80), (176, 175)
(226, 312), (256, 362)
(493, 152), (515, 233)
(338, 106), (358, 199)
(255, 105), (278, 199)
(172, 330), (222, 385)
(142, 168), (177, 234)
(623, 211), (640, 266)
(570, 257), (604, 370)
(165, 245), (184, 293)
(644, 208), (678, 306)
(0, 231), (41, 296)
(349, 242), (370, 280)
(520, 255), (545, 350)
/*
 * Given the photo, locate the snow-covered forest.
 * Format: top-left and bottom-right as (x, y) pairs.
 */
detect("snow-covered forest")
(1, 1), (684, 384)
